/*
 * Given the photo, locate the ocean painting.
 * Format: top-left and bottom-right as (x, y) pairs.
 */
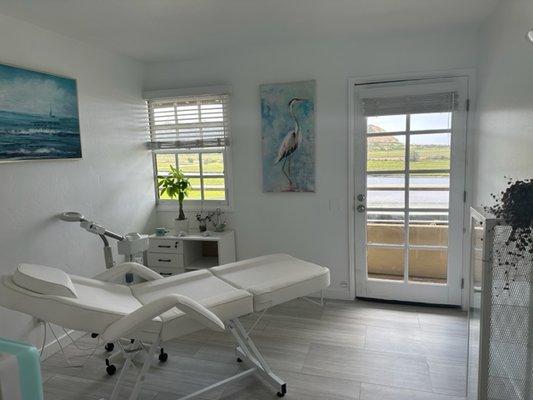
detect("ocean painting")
(261, 80), (315, 192)
(0, 63), (81, 161)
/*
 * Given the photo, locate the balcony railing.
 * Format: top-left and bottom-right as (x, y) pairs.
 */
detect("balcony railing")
(367, 222), (448, 283)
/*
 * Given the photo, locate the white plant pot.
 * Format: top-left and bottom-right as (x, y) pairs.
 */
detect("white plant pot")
(174, 218), (189, 234)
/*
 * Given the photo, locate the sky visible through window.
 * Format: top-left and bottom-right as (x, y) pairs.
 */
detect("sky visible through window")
(367, 112), (451, 144)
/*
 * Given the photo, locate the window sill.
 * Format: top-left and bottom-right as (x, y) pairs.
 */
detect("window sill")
(156, 201), (233, 213)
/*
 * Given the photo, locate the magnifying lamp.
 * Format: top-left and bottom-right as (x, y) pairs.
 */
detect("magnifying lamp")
(58, 211), (124, 268)
(59, 211), (124, 240)
(58, 211), (148, 269)
(59, 211), (86, 222)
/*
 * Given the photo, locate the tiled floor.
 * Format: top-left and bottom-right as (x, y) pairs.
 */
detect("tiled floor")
(41, 298), (468, 400)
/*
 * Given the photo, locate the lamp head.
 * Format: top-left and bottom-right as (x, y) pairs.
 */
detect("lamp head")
(527, 29), (533, 44)
(59, 211), (86, 222)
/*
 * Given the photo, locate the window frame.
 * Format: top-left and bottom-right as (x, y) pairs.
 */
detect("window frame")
(145, 88), (233, 211)
(153, 146), (233, 211)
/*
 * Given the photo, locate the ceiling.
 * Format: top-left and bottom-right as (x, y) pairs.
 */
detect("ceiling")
(0, 0), (499, 63)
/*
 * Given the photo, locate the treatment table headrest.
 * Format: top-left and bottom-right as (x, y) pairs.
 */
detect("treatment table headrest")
(13, 264), (78, 298)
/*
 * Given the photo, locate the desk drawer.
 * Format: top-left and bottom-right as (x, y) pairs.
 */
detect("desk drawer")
(150, 265), (185, 277)
(148, 252), (184, 269)
(149, 238), (183, 254)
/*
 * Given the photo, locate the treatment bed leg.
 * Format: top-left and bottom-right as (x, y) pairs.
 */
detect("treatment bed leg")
(107, 337), (160, 400)
(128, 336), (161, 400)
(228, 319), (287, 397)
(109, 345), (134, 400)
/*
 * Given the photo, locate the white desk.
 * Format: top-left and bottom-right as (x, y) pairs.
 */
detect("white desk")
(145, 230), (235, 276)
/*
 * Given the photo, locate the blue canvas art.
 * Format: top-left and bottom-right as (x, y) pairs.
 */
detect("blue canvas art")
(261, 80), (315, 192)
(0, 63), (81, 161)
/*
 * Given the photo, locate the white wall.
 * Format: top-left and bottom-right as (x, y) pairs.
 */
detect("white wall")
(144, 30), (480, 299)
(0, 14), (155, 344)
(472, 0), (533, 206)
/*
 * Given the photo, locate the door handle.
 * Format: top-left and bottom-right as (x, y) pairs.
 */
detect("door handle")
(357, 205), (366, 213)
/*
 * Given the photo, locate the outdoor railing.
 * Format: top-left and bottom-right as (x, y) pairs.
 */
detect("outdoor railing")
(367, 222), (448, 282)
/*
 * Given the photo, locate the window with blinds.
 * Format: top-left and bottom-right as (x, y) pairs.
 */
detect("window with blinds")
(360, 92), (458, 117)
(146, 93), (231, 206)
(147, 94), (229, 150)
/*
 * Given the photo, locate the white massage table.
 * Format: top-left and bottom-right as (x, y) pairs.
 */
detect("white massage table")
(0, 254), (330, 400)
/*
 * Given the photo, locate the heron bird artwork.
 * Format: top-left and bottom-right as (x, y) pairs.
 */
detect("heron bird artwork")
(261, 80), (315, 192)
(273, 97), (304, 190)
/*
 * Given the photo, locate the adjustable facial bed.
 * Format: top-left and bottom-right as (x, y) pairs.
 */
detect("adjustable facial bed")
(0, 253), (330, 400)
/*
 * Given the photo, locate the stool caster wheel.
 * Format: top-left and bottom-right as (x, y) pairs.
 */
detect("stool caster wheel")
(158, 348), (168, 362)
(104, 343), (114, 352)
(105, 358), (116, 375)
(277, 392), (285, 397)
(236, 357), (242, 363)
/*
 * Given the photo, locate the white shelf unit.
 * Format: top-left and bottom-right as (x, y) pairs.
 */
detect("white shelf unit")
(145, 230), (235, 276)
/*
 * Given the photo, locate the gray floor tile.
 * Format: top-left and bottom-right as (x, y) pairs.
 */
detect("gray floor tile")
(302, 342), (433, 392)
(41, 298), (468, 400)
(43, 374), (157, 400)
(360, 382), (466, 400)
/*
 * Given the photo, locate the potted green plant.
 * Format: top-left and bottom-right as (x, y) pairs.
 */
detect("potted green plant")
(158, 165), (191, 234)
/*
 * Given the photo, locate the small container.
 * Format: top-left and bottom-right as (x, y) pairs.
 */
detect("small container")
(154, 227), (169, 236)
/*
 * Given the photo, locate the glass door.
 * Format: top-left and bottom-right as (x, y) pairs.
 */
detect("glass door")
(353, 77), (468, 305)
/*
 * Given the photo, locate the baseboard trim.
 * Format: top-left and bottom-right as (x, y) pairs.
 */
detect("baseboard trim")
(40, 329), (85, 361)
(324, 288), (353, 301)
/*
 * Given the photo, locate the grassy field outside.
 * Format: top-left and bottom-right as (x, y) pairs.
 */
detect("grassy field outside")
(154, 141), (449, 201)
(156, 153), (226, 200)
(367, 142), (450, 172)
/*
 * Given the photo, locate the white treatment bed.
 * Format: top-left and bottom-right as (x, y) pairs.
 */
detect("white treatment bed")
(0, 254), (330, 400)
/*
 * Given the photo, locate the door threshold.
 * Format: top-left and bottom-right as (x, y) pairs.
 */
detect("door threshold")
(355, 296), (462, 309)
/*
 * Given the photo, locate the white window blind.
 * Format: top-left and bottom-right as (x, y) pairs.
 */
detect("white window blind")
(360, 92), (458, 117)
(147, 94), (229, 150)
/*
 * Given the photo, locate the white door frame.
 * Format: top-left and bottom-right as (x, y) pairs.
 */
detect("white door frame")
(347, 69), (477, 308)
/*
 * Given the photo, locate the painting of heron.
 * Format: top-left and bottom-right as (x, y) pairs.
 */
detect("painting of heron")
(261, 80), (315, 192)
(0, 63), (81, 162)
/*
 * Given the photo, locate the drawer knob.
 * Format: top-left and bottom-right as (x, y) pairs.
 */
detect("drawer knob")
(158, 259), (172, 263)
(158, 245), (171, 248)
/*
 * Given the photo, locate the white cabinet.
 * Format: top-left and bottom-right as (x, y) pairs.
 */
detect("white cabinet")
(145, 230), (235, 276)
(148, 238), (184, 254)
